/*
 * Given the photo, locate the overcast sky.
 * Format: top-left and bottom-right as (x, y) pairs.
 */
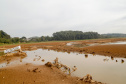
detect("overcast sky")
(0, 0), (126, 37)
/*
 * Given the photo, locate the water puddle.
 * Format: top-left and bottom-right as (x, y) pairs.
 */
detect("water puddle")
(90, 41), (126, 46)
(104, 41), (126, 45)
(67, 41), (126, 47)
(66, 42), (74, 46)
(0, 48), (126, 84)
(66, 42), (79, 46)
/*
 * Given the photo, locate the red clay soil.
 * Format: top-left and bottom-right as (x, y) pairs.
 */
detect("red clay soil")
(0, 64), (87, 84)
(84, 44), (126, 58)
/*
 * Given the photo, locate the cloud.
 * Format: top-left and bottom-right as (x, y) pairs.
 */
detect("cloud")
(0, 0), (126, 37)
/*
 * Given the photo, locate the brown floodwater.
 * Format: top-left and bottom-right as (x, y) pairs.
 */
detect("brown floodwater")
(0, 41), (126, 84)
(0, 49), (126, 84)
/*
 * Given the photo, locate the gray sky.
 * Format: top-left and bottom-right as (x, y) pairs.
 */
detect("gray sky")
(0, 0), (126, 37)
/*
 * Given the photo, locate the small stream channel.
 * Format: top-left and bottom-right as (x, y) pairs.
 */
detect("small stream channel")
(0, 41), (126, 84)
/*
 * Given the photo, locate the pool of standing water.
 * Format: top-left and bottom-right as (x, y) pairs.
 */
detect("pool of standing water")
(0, 41), (126, 84)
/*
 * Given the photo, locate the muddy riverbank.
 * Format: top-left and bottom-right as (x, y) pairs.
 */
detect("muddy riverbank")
(1, 38), (126, 58)
(84, 44), (126, 58)
(0, 38), (126, 84)
(0, 64), (85, 84)
(0, 61), (104, 84)
(0, 50), (105, 84)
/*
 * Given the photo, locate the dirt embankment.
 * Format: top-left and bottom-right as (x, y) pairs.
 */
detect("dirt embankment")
(84, 44), (126, 58)
(41, 44), (126, 58)
(0, 64), (91, 84)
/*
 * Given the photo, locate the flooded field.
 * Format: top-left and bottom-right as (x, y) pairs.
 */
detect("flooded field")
(1, 48), (126, 84)
(1, 40), (126, 84)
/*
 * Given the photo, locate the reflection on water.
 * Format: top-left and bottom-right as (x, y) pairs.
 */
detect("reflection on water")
(66, 42), (74, 46)
(24, 49), (126, 84)
(110, 41), (126, 44)
(103, 41), (126, 45)
(67, 41), (126, 48)
(0, 49), (126, 84)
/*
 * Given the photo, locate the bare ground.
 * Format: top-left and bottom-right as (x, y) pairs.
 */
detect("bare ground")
(0, 64), (88, 84)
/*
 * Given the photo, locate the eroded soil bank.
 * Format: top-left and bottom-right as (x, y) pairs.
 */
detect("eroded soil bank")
(0, 63), (100, 84)
(84, 44), (126, 58)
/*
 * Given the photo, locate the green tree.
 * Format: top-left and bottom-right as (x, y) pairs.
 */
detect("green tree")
(0, 30), (10, 39)
(53, 31), (100, 40)
(11, 37), (20, 43)
(20, 36), (27, 42)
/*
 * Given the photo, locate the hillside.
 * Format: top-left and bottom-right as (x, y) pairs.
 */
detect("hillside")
(0, 30), (10, 39)
(0, 30), (11, 43)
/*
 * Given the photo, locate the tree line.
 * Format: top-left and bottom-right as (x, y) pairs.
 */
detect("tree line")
(0, 30), (126, 44)
(53, 31), (100, 40)
(0, 30), (24, 44)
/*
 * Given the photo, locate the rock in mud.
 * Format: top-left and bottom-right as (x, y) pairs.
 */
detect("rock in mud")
(41, 59), (45, 62)
(54, 57), (58, 65)
(32, 68), (38, 72)
(84, 74), (92, 82)
(45, 62), (53, 67)
(72, 66), (77, 72)
(111, 56), (114, 60)
(85, 54), (88, 58)
(80, 74), (105, 84)
(121, 59), (124, 63)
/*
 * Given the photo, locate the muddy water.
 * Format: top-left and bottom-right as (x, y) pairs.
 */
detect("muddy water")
(106, 41), (126, 45)
(67, 41), (126, 47)
(0, 49), (126, 84)
(3, 49), (123, 84)
(88, 41), (126, 46)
